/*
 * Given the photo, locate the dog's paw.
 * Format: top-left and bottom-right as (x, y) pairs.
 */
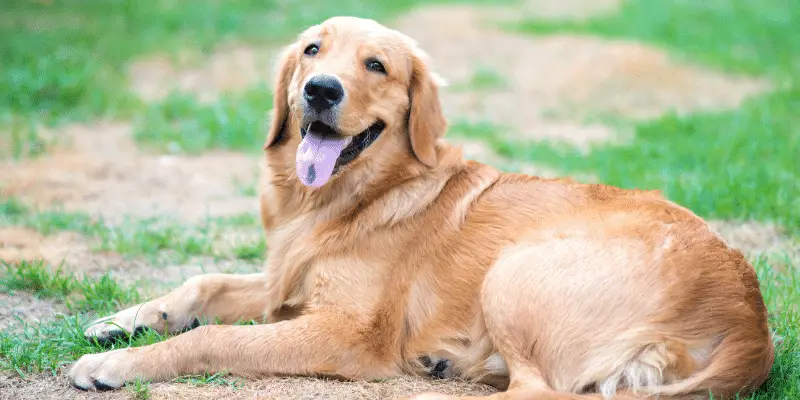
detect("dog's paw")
(83, 304), (158, 344)
(68, 348), (140, 391)
(84, 303), (200, 344)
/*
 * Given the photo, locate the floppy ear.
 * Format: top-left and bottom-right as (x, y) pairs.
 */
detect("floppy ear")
(264, 43), (299, 149)
(407, 53), (447, 168)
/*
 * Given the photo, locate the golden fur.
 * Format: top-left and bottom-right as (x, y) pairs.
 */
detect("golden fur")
(68, 17), (774, 400)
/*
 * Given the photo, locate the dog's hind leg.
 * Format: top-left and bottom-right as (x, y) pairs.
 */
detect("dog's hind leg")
(427, 234), (770, 400)
(83, 273), (272, 343)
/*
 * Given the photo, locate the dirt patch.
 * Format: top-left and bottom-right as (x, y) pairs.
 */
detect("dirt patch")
(0, 373), (496, 400)
(0, 122), (260, 224)
(521, 0), (621, 20)
(129, 45), (278, 103)
(0, 374), (128, 400)
(709, 220), (799, 261)
(0, 227), (131, 275)
(392, 5), (769, 149)
(0, 292), (63, 330)
(0, 225), (262, 295)
(154, 376), (495, 400)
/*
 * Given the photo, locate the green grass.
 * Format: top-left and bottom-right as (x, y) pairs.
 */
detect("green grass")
(133, 86), (274, 154)
(174, 371), (245, 390)
(230, 239), (268, 262)
(750, 256), (800, 400)
(451, 65), (509, 92)
(0, 261), (257, 384)
(126, 377), (153, 400)
(0, 197), (265, 263)
(0, 260), (73, 300)
(0, 260), (140, 316)
(0, 260), (145, 376)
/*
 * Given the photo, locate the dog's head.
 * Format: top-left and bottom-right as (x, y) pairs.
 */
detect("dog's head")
(263, 16), (447, 188)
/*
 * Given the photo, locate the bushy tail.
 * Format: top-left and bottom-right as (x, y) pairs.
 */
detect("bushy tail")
(502, 333), (775, 400)
(647, 333), (775, 399)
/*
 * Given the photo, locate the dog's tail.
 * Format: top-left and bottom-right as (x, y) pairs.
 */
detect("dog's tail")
(644, 332), (775, 400)
(505, 332), (776, 400)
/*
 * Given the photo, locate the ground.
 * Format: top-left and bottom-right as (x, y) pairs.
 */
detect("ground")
(1, 0), (798, 399)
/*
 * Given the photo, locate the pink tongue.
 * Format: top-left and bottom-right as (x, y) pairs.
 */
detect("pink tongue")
(296, 131), (348, 187)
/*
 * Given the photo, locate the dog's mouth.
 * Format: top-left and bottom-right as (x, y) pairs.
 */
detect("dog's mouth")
(296, 120), (385, 187)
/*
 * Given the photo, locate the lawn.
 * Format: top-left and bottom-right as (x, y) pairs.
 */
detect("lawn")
(0, 0), (798, 399)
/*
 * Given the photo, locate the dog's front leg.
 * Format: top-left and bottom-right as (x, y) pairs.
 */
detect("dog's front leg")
(83, 273), (273, 342)
(68, 312), (399, 390)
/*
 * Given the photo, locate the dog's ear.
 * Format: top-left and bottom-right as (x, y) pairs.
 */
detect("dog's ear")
(407, 52), (447, 168)
(264, 43), (299, 149)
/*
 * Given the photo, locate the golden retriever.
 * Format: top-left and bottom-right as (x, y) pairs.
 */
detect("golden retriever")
(68, 16), (774, 400)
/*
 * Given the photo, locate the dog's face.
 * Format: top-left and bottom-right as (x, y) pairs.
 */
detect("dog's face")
(264, 17), (447, 188)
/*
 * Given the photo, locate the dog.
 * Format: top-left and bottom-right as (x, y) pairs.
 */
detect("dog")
(68, 16), (774, 399)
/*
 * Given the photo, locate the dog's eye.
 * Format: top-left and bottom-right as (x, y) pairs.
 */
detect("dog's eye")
(304, 43), (320, 56)
(365, 59), (386, 74)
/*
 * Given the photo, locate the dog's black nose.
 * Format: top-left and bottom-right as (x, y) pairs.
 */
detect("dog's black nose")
(304, 74), (344, 111)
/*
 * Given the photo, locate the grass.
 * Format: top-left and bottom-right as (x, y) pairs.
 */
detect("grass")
(0, 260), (140, 316)
(0, 260), (258, 386)
(230, 239), (268, 262)
(751, 255), (800, 400)
(0, 197), (265, 263)
(451, 65), (509, 92)
(126, 377), (153, 400)
(174, 371), (245, 390)
(0, 260), (144, 376)
(133, 85), (274, 154)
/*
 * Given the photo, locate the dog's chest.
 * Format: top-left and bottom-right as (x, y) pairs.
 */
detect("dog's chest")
(301, 255), (388, 312)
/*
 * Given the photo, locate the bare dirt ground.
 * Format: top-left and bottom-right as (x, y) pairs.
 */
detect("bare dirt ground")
(709, 221), (800, 265)
(392, 4), (769, 150)
(0, 223), (263, 292)
(0, 291), (63, 330)
(521, 0), (621, 20)
(0, 1), (791, 399)
(0, 373), (496, 400)
(0, 122), (260, 224)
